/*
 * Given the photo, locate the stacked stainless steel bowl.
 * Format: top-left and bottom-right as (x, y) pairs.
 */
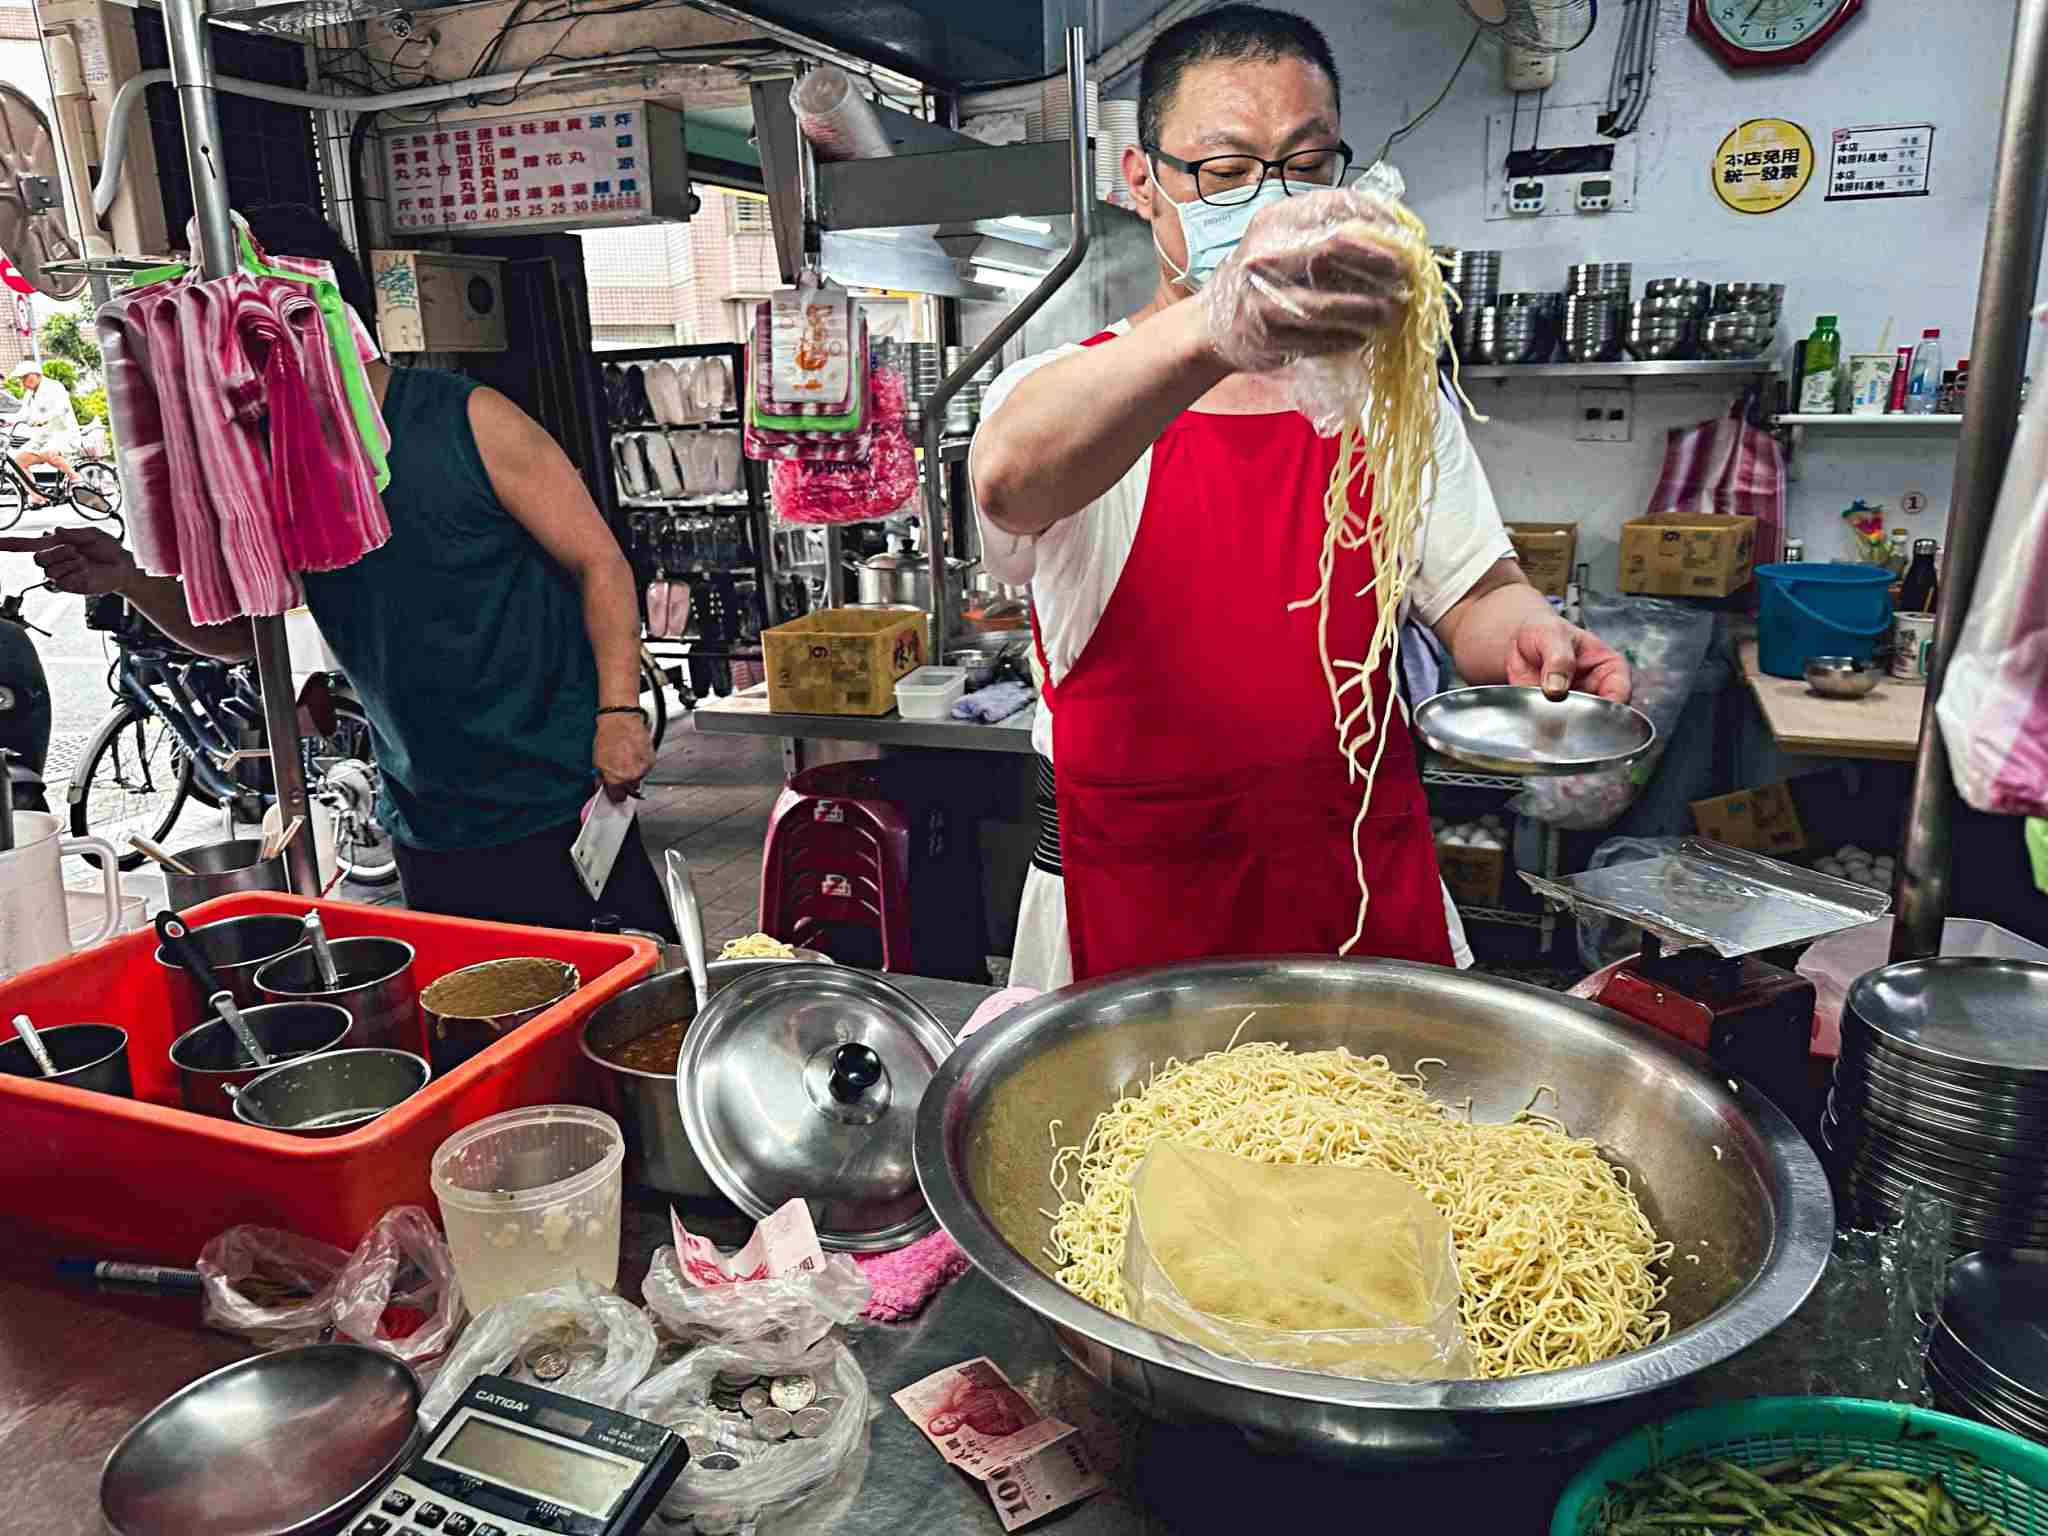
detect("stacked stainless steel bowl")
(1471, 305), (1548, 365)
(1564, 263), (1630, 363)
(1449, 249), (1502, 358)
(1926, 1250), (2048, 1441)
(1701, 282), (1784, 359)
(1628, 278), (1713, 360)
(1823, 958), (2048, 1251)
(1492, 291), (1561, 361)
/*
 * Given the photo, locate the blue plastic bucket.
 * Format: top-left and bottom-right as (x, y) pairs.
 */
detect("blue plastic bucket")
(1755, 562), (1895, 678)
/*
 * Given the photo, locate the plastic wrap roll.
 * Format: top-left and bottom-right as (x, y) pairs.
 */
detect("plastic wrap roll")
(790, 67), (892, 161)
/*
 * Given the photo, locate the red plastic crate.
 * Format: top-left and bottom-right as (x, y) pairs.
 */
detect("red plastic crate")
(0, 894), (656, 1259)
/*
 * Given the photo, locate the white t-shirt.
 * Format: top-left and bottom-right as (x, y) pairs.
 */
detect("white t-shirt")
(974, 320), (1515, 984)
(18, 375), (78, 454)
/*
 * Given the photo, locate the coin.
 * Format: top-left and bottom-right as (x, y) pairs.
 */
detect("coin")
(522, 1345), (570, 1382)
(697, 1451), (743, 1471)
(750, 1406), (794, 1441)
(682, 1434), (718, 1461)
(791, 1407), (831, 1438)
(739, 1385), (771, 1416)
(812, 1395), (845, 1414)
(769, 1374), (817, 1411)
(714, 1369), (759, 1389)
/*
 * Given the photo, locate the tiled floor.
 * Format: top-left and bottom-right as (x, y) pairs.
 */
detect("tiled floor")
(637, 719), (785, 950)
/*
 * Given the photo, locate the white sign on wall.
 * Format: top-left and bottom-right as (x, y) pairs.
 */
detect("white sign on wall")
(1827, 124), (1934, 202)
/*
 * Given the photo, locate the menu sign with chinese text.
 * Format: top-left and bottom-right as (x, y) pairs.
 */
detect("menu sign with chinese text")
(1828, 123), (1933, 201)
(382, 102), (687, 234)
(1713, 118), (1815, 215)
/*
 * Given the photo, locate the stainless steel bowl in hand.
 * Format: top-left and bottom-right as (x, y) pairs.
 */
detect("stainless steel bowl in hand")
(914, 958), (1833, 1464)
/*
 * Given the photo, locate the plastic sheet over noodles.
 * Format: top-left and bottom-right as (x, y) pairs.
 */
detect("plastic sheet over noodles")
(641, 1244), (870, 1351)
(1122, 1142), (1473, 1382)
(416, 1277), (656, 1429)
(198, 1204), (461, 1367)
(1523, 837), (1889, 958)
(626, 1336), (874, 1528)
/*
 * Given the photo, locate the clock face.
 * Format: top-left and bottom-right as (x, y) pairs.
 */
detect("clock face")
(1692, 0), (1862, 67)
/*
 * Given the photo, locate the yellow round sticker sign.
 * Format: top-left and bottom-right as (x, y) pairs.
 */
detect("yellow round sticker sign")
(1713, 118), (1815, 215)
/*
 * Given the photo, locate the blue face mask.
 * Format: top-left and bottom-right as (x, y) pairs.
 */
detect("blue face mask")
(1151, 170), (1291, 288)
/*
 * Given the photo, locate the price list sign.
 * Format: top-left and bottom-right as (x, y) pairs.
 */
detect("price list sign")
(1828, 123), (1934, 201)
(385, 102), (682, 233)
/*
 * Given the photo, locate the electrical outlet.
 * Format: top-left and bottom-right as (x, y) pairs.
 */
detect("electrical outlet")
(1504, 44), (1556, 92)
(1576, 387), (1631, 442)
(1507, 178), (1546, 215)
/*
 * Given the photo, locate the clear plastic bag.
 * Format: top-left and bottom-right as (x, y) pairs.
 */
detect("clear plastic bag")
(625, 1336), (874, 1529)
(1575, 836), (1687, 972)
(416, 1277), (656, 1428)
(788, 66), (892, 162)
(642, 1245), (870, 1351)
(1510, 592), (1715, 830)
(1121, 1142), (1473, 1381)
(199, 1205), (461, 1366)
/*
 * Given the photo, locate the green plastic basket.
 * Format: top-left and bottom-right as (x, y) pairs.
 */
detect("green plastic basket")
(1551, 1397), (2048, 1536)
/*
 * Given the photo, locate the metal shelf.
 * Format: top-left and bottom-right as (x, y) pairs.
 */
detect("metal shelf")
(611, 419), (742, 435)
(1460, 359), (1776, 381)
(1771, 413), (1964, 430)
(1456, 905), (1546, 930)
(1421, 767), (1526, 792)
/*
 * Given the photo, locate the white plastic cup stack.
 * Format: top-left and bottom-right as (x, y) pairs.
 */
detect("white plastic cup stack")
(1038, 73), (1100, 143)
(1100, 99), (1140, 207)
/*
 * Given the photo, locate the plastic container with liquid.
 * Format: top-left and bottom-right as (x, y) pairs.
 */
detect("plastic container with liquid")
(1905, 327), (1942, 414)
(431, 1104), (626, 1312)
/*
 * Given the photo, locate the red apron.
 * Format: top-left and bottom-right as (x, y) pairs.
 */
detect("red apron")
(1039, 330), (1453, 981)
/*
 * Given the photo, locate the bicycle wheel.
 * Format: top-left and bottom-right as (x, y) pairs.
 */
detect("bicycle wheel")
(640, 648), (670, 753)
(68, 701), (196, 868)
(0, 469), (24, 532)
(74, 462), (121, 518)
(310, 699), (399, 887)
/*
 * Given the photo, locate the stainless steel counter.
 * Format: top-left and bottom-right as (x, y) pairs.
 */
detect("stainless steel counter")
(1, 970), (1851, 1534)
(693, 684), (1038, 756)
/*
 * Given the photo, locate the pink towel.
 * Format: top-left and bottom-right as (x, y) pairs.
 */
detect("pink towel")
(851, 984), (1043, 1323)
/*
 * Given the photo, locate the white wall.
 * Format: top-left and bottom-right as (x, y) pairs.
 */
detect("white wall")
(1278, 0), (2025, 583)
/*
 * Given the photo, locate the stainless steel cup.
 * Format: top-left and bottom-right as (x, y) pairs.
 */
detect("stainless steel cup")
(253, 936), (422, 1054)
(168, 1000), (354, 1117)
(153, 913), (307, 1014)
(420, 957), (578, 1076)
(163, 840), (288, 909)
(0, 1022), (131, 1097)
(229, 1048), (431, 1136)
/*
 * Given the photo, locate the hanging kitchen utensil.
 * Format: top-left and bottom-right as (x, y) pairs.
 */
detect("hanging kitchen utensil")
(10, 1011), (55, 1076)
(664, 848), (710, 1019)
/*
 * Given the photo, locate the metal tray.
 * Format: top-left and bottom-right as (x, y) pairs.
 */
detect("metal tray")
(1413, 685), (1656, 775)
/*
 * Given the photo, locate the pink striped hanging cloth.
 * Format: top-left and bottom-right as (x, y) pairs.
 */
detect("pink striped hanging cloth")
(95, 286), (180, 579)
(144, 286), (241, 623)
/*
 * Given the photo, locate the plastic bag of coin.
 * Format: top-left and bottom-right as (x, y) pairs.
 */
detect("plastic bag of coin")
(1123, 1141), (1474, 1381)
(417, 1276), (657, 1428)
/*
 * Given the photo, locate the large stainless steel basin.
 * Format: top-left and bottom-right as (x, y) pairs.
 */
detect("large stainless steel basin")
(915, 957), (1832, 1462)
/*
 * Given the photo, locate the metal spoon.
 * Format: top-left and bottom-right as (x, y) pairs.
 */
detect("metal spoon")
(664, 847), (710, 1017)
(11, 1013), (56, 1077)
(301, 910), (342, 989)
(209, 990), (271, 1069)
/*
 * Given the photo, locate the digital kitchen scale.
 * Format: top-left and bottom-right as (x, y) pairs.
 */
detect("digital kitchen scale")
(1524, 839), (1891, 1131)
(351, 1374), (687, 1536)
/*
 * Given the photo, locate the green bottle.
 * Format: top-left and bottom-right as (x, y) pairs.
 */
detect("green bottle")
(1800, 315), (1842, 414)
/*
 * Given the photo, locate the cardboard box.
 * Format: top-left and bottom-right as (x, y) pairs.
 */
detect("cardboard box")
(1618, 513), (1757, 598)
(763, 607), (930, 717)
(1690, 782), (1807, 855)
(1506, 521), (1578, 599)
(1436, 842), (1507, 908)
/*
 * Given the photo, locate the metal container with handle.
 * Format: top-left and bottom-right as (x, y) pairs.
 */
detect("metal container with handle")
(914, 957), (1832, 1462)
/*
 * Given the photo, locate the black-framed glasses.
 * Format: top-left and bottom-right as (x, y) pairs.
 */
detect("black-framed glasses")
(1144, 141), (1354, 206)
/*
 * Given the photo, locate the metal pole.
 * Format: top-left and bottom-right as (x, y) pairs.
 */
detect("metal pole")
(919, 24), (1094, 649)
(1890, 0), (2048, 962)
(162, 0), (321, 897)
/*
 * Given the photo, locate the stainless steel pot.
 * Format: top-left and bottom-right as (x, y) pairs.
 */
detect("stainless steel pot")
(579, 958), (804, 1198)
(229, 1048), (431, 1137)
(419, 956), (579, 1076)
(154, 913), (307, 1013)
(0, 1021), (131, 1097)
(254, 937), (421, 1056)
(915, 957), (1833, 1463)
(168, 1000), (355, 1118)
(163, 839), (288, 909)
(856, 553), (975, 611)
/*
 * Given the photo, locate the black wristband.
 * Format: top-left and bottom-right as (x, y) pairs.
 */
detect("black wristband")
(596, 705), (648, 724)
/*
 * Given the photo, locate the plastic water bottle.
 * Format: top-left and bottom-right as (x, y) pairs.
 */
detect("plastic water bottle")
(1905, 328), (1942, 415)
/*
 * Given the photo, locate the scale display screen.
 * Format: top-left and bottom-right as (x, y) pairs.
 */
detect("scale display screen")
(436, 1418), (639, 1516)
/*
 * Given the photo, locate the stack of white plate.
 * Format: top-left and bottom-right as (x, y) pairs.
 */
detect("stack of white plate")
(1823, 958), (2048, 1251)
(1926, 1250), (2048, 1444)
(1038, 72), (1100, 142)
(1024, 107), (1046, 143)
(1099, 99), (1140, 207)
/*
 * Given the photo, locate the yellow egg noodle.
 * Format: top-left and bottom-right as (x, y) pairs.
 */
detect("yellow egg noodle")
(718, 932), (799, 959)
(1045, 1034), (1672, 1380)
(1288, 197), (1474, 954)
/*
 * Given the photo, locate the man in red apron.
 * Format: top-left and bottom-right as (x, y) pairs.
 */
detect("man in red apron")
(972, 6), (1630, 988)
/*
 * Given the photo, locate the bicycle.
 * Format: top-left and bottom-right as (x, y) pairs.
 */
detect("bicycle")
(0, 423), (119, 531)
(66, 594), (398, 885)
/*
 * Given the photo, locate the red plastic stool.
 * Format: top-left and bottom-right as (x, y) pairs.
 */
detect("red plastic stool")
(760, 766), (913, 970)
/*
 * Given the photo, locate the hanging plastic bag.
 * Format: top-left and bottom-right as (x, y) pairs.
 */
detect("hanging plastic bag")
(1122, 1142), (1473, 1381)
(199, 1205), (461, 1367)
(1937, 311), (2048, 816)
(625, 1335), (874, 1530)
(1510, 592), (1714, 830)
(415, 1277), (656, 1429)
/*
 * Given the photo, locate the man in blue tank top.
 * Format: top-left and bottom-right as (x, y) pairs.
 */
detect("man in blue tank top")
(10, 207), (674, 937)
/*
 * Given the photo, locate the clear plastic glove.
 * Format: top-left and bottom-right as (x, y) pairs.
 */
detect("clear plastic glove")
(1198, 185), (1415, 376)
